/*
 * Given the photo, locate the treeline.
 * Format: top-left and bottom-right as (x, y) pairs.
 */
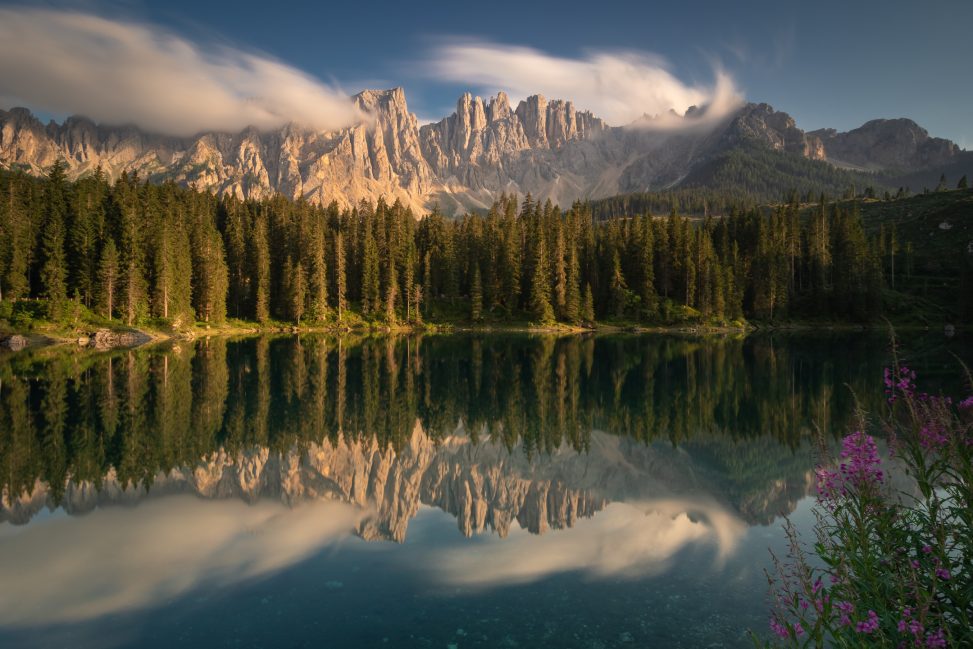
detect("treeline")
(680, 141), (888, 201)
(589, 187), (756, 220)
(1, 162), (891, 326)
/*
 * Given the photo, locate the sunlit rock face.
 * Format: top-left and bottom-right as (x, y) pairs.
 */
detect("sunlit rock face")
(3, 89), (962, 215)
(809, 119), (961, 171)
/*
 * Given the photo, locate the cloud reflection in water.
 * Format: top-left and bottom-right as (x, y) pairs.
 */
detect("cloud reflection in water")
(0, 497), (363, 626)
(425, 498), (746, 589)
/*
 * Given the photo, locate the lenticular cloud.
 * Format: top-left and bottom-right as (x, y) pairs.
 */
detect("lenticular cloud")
(427, 39), (743, 129)
(0, 8), (363, 137)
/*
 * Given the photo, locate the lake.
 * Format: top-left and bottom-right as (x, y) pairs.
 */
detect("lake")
(0, 332), (969, 648)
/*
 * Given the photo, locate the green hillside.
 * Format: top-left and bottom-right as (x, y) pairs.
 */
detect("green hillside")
(841, 189), (973, 324)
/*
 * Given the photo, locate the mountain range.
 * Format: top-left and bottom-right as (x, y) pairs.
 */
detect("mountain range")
(1, 88), (969, 214)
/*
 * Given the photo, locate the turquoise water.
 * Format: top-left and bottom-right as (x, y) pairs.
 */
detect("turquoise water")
(0, 332), (968, 648)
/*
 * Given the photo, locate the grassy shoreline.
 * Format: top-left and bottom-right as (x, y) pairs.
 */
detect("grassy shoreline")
(2, 311), (964, 353)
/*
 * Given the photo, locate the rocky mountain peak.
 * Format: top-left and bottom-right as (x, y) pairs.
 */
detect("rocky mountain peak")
(810, 118), (960, 171)
(0, 88), (967, 215)
(487, 91), (512, 122)
(515, 94), (549, 148)
(724, 102), (825, 159)
(354, 86), (409, 119)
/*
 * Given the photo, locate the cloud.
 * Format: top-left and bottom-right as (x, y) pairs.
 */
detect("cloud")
(0, 7), (363, 136)
(425, 498), (747, 589)
(0, 497), (365, 625)
(425, 39), (744, 129)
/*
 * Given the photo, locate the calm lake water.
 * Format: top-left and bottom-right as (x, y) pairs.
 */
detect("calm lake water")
(0, 332), (969, 649)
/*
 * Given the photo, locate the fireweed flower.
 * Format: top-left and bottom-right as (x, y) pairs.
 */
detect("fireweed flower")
(769, 617), (789, 639)
(836, 600), (854, 627)
(815, 466), (842, 502)
(926, 628), (947, 648)
(919, 422), (948, 450)
(855, 610), (880, 634)
(816, 431), (884, 505)
(765, 368), (970, 648)
(884, 366), (917, 402)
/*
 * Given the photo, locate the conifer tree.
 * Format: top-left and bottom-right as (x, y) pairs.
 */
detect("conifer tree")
(501, 214), (521, 314)
(422, 250), (433, 318)
(959, 175), (969, 190)
(39, 204), (68, 318)
(308, 224), (328, 321)
(97, 239), (119, 320)
(638, 215), (657, 319)
(470, 264), (483, 321)
(151, 198), (192, 324)
(361, 222), (380, 316)
(565, 245), (582, 325)
(334, 229), (347, 321)
(251, 216), (271, 323)
(582, 282), (595, 324)
(553, 227), (568, 319)
(69, 170), (106, 307)
(529, 228), (554, 323)
(0, 177), (30, 301)
(289, 259), (307, 325)
(383, 251), (397, 324)
(609, 250), (628, 318)
(403, 239), (416, 322)
(40, 162), (70, 317)
(192, 226), (228, 324)
(116, 186), (146, 326)
(222, 199), (249, 318)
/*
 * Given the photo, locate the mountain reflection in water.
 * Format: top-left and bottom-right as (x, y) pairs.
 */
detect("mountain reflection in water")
(1, 333), (884, 530)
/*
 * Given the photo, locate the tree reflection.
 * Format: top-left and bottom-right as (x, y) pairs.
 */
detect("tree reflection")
(0, 332), (946, 521)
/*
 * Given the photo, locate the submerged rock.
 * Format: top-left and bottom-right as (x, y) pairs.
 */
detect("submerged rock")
(0, 334), (29, 351)
(87, 329), (153, 350)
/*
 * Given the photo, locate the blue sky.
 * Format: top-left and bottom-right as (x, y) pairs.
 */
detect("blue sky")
(2, 0), (971, 146)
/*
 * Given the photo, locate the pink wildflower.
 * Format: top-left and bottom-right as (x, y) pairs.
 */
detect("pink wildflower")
(855, 610), (880, 634)
(769, 617), (788, 639)
(926, 628), (947, 648)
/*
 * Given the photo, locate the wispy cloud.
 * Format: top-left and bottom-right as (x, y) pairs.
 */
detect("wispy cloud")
(0, 7), (363, 136)
(424, 39), (744, 129)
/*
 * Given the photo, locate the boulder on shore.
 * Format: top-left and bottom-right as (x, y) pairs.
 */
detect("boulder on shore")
(87, 329), (153, 350)
(0, 334), (29, 351)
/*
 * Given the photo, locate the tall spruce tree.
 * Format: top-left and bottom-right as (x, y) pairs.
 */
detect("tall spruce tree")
(0, 176), (30, 301)
(289, 259), (307, 325)
(40, 161), (70, 318)
(334, 229), (347, 321)
(638, 215), (657, 319)
(361, 222), (380, 316)
(565, 245), (582, 325)
(581, 282), (595, 324)
(308, 224), (328, 321)
(470, 264), (483, 322)
(529, 227), (554, 323)
(609, 250), (628, 318)
(97, 239), (120, 320)
(251, 216), (271, 323)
